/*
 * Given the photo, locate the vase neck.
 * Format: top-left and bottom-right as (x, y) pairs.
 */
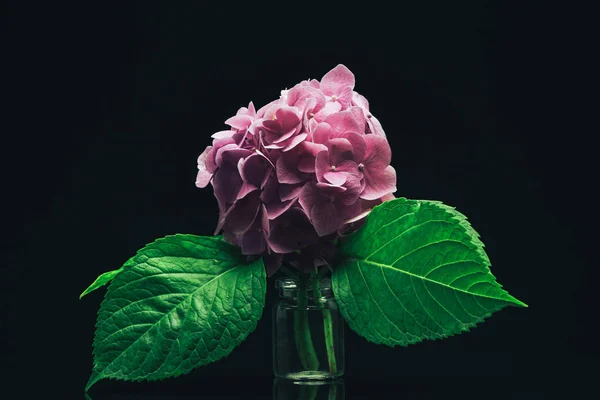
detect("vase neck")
(275, 276), (333, 303)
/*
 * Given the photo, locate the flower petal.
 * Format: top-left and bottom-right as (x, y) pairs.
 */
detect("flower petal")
(212, 164), (243, 206)
(298, 182), (320, 215)
(310, 202), (344, 237)
(301, 140), (328, 156)
(323, 171), (347, 186)
(287, 85), (325, 112)
(240, 227), (266, 255)
(351, 91), (369, 111)
(344, 208), (372, 224)
(264, 142), (285, 150)
(312, 122), (333, 145)
(276, 152), (307, 184)
(195, 170), (212, 189)
(314, 101), (341, 122)
(349, 106), (367, 134)
(299, 182), (363, 236)
(340, 198), (363, 221)
(327, 138), (354, 166)
(211, 130), (237, 139)
(237, 182), (258, 200)
(324, 111), (361, 136)
(314, 150), (329, 182)
(335, 159), (361, 177)
(368, 114), (386, 137)
(260, 174), (279, 204)
(225, 114), (254, 131)
(268, 208), (318, 253)
(282, 133), (308, 151)
(316, 182), (347, 192)
(360, 165), (397, 200)
(223, 191), (261, 235)
(363, 134), (392, 170)
(279, 183), (303, 201)
(261, 204), (270, 237)
(264, 106), (302, 134)
(336, 86), (354, 109)
(297, 155), (316, 173)
(256, 99), (279, 118)
(247, 101), (256, 117)
(240, 153), (271, 187)
(195, 146), (214, 188)
(206, 137), (235, 170)
(239, 206), (268, 255)
(215, 144), (252, 166)
(306, 117), (319, 133)
(339, 172), (362, 205)
(320, 64), (355, 96)
(265, 199), (296, 220)
(272, 128), (298, 144)
(336, 131), (366, 162)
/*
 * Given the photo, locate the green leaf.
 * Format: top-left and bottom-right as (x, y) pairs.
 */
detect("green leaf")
(86, 234), (266, 391)
(80, 268), (124, 299)
(81, 257), (138, 299)
(332, 198), (526, 347)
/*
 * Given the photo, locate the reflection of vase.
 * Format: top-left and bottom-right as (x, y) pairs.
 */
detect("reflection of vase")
(273, 276), (345, 380)
(273, 378), (345, 400)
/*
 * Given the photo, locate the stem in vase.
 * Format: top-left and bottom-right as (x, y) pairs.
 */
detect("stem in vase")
(312, 270), (337, 376)
(294, 273), (320, 371)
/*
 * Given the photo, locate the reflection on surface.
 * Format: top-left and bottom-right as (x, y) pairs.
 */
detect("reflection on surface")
(81, 376), (551, 399)
(83, 378), (344, 400)
(273, 378), (344, 400)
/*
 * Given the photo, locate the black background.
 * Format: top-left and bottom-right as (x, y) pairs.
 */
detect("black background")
(3, 1), (596, 399)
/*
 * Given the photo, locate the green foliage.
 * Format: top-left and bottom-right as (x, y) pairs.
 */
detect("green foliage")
(332, 198), (526, 347)
(81, 257), (140, 299)
(80, 267), (125, 299)
(86, 234), (266, 391)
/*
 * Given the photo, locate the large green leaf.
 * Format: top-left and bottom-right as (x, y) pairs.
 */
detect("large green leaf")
(86, 234), (266, 391)
(332, 198), (526, 347)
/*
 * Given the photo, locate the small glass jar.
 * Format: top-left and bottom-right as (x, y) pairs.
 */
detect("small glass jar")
(273, 276), (344, 380)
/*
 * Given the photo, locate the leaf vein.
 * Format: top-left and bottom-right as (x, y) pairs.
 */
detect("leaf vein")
(96, 268), (238, 379)
(356, 261), (415, 341)
(356, 259), (509, 304)
(380, 266), (438, 337)
(424, 260), (480, 279)
(366, 219), (452, 261)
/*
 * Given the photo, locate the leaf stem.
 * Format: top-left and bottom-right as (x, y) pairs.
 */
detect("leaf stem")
(312, 269), (337, 376)
(294, 273), (319, 371)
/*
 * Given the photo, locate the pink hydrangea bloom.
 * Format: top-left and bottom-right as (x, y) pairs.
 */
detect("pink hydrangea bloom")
(196, 64), (396, 269)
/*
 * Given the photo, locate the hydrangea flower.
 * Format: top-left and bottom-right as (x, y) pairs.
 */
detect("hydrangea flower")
(196, 64), (396, 271)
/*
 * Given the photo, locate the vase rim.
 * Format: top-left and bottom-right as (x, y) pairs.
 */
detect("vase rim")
(275, 276), (332, 290)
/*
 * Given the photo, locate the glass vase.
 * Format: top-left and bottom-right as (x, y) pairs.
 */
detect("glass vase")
(273, 275), (344, 380)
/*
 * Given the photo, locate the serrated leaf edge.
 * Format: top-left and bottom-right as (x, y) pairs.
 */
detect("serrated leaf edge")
(332, 197), (527, 347)
(86, 234), (265, 391)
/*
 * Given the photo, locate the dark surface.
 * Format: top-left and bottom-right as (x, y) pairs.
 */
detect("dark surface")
(3, 1), (595, 398)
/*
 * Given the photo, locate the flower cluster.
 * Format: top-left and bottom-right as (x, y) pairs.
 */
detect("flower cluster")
(196, 64), (396, 263)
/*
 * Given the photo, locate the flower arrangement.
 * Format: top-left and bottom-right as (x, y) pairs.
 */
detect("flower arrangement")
(82, 65), (526, 391)
(196, 65), (395, 273)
